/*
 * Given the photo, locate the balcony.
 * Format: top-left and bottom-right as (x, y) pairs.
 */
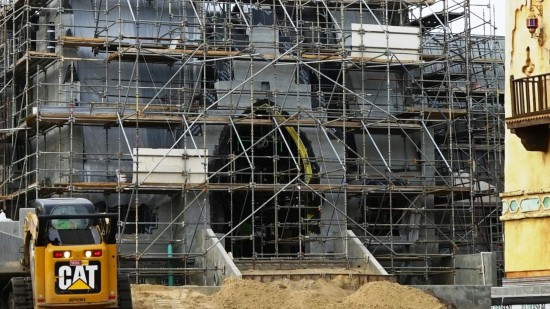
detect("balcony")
(507, 74), (550, 151)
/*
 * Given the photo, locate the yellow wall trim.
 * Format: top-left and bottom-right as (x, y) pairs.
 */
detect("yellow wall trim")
(501, 188), (550, 198)
(506, 270), (550, 279)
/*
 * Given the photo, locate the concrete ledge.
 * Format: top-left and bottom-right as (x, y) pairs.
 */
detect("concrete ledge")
(0, 231), (23, 263)
(339, 230), (388, 275)
(492, 285), (550, 305)
(414, 285), (491, 309)
(200, 229), (242, 286)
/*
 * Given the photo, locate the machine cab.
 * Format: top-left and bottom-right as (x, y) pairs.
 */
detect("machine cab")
(35, 199), (102, 246)
(30, 198), (120, 308)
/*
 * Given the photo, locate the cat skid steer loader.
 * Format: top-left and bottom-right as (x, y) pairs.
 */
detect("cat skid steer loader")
(0, 198), (132, 308)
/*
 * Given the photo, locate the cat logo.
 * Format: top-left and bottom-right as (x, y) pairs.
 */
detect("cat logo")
(55, 261), (101, 293)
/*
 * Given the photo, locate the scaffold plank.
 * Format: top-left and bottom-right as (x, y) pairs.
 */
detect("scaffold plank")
(33, 181), (486, 197)
(22, 111), (426, 131)
(105, 46), (424, 64)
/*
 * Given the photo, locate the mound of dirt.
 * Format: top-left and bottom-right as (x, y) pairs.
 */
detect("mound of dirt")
(334, 281), (446, 309)
(131, 277), (447, 309)
(210, 277), (353, 309)
(132, 284), (214, 309)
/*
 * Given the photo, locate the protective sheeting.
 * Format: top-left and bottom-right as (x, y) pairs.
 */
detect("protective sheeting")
(70, 0), (200, 46)
(48, 0), (203, 192)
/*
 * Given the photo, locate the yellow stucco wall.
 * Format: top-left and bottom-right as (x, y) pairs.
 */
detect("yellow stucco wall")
(505, 1), (550, 193)
(504, 217), (550, 274)
(503, 1), (550, 276)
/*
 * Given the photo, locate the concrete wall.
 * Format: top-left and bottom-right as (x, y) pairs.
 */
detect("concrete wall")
(214, 60), (313, 114)
(193, 229), (241, 286)
(0, 231), (26, 291)
(415, 285), (491, 309)
(0, 231), (23, 263)
(0, 221), (19, 237)
(334, 230), (388, 275)
(0, 208), (32, 264)
(433, 252), (497, 286)
(455, 252), (497, 286)
(492, 285), (550, 306)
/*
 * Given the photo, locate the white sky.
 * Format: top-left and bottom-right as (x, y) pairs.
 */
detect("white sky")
(419, 0), (505, 36)
(470, 0), (505, 35)
(492, 1), (505, 35)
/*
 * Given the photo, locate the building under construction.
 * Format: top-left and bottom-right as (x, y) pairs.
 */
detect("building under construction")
(0, 0), (504, 286)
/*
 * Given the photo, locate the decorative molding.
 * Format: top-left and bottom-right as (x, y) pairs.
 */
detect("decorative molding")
(522, 47), (536, 76)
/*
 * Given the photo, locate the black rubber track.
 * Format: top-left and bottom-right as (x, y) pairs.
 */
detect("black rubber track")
(7, 277), (32, 309)
(117, 274), (132, 309)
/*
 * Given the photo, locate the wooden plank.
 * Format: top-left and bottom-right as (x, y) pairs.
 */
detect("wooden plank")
(106, 46), (422, 65)
(14, 51), (57, 66)
(398, 107), (468, 120)
(25, 112), (424, 131)
(107, 47), (240, 63)
(43, 181), (476, 195)
(59, 36), (111, 48)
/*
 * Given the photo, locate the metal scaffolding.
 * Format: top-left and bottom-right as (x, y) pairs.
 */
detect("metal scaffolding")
(0, 0), (504, 284)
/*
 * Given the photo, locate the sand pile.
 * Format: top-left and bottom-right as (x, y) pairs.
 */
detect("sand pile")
(210, 277), (353, 309)
(334, 281), (447, 309)
(132, 284), (215, 309)
(132, 277), (448, 309)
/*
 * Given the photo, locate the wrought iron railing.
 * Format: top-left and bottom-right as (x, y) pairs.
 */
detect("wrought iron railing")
(511, 73), (550, 117)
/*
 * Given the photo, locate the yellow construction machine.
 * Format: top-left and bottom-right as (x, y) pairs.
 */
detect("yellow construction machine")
(0, 198), (132, 308)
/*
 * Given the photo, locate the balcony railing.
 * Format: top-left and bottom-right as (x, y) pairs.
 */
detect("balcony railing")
(509, 74), (550, 151)
(511, 73), (550, 117)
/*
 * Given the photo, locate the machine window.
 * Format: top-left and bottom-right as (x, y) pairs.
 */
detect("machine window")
(48, 205), (100, 245)
(50, 205), (90, 230)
